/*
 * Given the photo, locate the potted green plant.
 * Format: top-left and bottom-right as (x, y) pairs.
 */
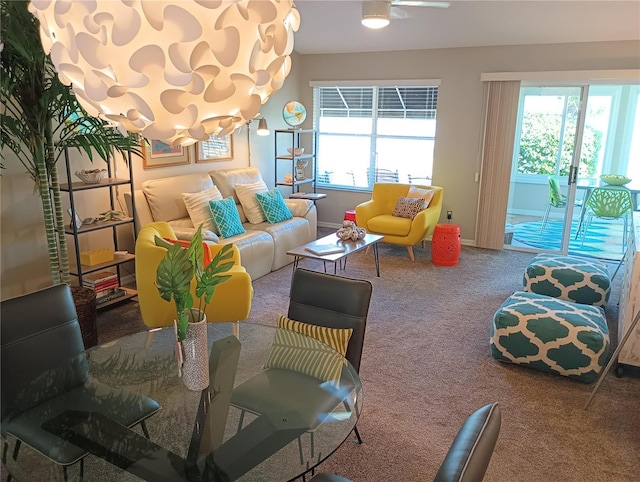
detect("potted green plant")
(154, 224), (235, 342)
(154, 225), (234, 390)
(0, 0), (141, 285)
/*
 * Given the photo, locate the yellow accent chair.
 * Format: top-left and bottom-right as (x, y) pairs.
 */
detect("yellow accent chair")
(135, 221), (253, 329)
(356, 183), (443, 260)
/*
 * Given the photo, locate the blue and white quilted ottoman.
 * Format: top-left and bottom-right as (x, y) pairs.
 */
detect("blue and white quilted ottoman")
(490, 291), (610, 383)
(523, 253), (611, 307)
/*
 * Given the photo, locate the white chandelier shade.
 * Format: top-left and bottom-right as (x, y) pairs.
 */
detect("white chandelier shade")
(29, 0), (300, 146)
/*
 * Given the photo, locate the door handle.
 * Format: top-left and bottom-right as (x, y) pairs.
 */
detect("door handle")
(568, 166), (578, 185)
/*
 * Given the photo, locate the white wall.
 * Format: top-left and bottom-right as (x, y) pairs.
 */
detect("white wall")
(297, 40), (640, 236)
(2, 42), (639, 298)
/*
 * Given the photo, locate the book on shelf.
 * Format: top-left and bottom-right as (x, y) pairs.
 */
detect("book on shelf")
(96, 288), (128, 305)
(95, 287), (121, 299)
(305, 244), (346, 256)
(84, 279), (119, 292)
(83, 270), (117, 286)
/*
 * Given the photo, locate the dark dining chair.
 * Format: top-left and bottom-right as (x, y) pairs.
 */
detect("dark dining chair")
(309, 403), (502, 482)
(0, 284), (161, 481)
(231, 269), (373, 463)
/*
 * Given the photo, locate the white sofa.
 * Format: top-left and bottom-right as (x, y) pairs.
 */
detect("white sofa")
(126, 167), (317, 280)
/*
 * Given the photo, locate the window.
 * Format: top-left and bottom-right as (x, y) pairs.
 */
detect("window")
(512, 84), (639, 184)
(313, 85), (438, 190)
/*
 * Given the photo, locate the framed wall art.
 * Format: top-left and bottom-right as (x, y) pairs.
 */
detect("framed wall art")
(196, 134), (234, 163)
(142, 139), (191, 169)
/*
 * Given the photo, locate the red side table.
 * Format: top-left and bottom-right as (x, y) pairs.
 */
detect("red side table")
(431, 223), (461, 266)
(344, 210), (357, 223)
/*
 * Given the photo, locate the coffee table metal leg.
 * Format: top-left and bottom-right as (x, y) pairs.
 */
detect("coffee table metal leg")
(373, 243), (380, 277)
(292, 256), (300, 273)
(340, 257), (347, 270)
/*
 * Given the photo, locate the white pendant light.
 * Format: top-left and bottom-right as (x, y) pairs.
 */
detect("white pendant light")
(29, 1), (300, 146)
(256, 118), (270, 136)
(362, 1), (391, 29)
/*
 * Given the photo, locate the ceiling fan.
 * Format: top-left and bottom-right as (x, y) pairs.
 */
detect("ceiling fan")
(362, 1), (450, 29)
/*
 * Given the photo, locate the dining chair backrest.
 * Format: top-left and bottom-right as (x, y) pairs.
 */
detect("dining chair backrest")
(309, 402), (502, 482)
(288, 269), (373, 372)
(586, 187), (633, 219)
(548, 175), (566, 207)
(1, 284), (88, 422)
(433, 403), (501, 482)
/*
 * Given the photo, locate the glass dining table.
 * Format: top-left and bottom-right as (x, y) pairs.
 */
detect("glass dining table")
(5, 322), (362, 481)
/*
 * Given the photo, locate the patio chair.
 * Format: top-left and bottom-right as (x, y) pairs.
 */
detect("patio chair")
(368, 168), (399, 183)
(539, 175), (567, 233)
(580, 186), (633, 252)
(408, 174), (432, 185)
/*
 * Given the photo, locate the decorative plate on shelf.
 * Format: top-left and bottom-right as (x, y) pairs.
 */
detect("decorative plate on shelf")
(283, 101), (306, 127)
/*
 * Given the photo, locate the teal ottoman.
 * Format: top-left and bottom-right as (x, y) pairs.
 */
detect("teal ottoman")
(490, 291), (610, 383)
(523, 253), (611, 307)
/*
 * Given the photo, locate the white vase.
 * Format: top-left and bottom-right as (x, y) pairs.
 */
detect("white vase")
(180, 309), (209, 391)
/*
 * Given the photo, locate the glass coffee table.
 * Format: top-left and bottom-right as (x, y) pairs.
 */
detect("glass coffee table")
(287, 233), (383, 277)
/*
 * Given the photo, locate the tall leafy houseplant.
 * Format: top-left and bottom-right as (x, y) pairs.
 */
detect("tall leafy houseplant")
(154, 225), (234, 342)
(0, 0), (141, 285)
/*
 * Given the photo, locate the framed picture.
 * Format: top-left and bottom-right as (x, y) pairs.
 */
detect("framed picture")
(142, 139), (191, 169)
(196, 134), (234, 163)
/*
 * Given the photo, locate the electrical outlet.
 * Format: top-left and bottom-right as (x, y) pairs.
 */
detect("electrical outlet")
(447, 210), (453, 220)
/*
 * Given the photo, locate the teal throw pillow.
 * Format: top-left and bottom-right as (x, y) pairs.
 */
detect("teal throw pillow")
(208, 198), (245, 238)
(256, 188), (293, 224)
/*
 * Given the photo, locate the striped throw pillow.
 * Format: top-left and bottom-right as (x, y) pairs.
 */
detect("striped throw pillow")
(263, 315), (353, 382)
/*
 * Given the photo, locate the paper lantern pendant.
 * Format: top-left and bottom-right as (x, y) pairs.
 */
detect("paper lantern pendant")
(29, 0), (300, 146)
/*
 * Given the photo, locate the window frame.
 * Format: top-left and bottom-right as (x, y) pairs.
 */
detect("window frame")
(312, 83), (439, 191)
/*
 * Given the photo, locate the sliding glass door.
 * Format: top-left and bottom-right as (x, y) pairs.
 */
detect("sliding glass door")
(506, 83), (640, 260)
(505, 86), (585, 255)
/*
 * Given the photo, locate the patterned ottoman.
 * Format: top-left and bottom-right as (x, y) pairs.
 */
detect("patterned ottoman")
(523, 253), (611, 307)
(490, 291), (610, 383)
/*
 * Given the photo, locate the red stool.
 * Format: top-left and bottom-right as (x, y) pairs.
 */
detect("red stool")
(431, 223), (461, 266)
(344, 209), (356, 223)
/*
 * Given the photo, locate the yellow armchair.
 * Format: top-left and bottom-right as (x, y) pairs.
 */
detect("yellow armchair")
(135, 221), (253, 329)
(356, 183), (443, 260)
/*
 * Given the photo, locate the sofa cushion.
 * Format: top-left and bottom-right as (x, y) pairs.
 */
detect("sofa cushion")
(142, 173), (214, 222)
(235, 180), (269, 224)
(182, 186), (223, 234)
(210, 167), (263, 203)
(209, 198), (246, 238)
(392, 197), (425, 219)
(256, 189), (293, 224)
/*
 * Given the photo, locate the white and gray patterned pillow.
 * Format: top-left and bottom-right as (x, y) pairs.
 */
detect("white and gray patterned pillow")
(182, 186), (223, 234)
(392, 197), (425, 219)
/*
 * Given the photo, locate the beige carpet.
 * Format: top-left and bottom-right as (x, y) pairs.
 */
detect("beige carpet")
(17, 232), (636, 481)
(237, 236), (639, 482)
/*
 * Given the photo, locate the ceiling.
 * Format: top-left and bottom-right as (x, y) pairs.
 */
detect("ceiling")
(292, 0), (640, 55)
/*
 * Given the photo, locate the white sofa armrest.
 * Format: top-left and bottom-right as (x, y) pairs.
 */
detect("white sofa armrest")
(285, 199), (313, 217)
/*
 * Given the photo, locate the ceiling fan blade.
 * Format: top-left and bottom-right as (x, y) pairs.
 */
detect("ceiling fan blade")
(391, 1), (450, 7)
